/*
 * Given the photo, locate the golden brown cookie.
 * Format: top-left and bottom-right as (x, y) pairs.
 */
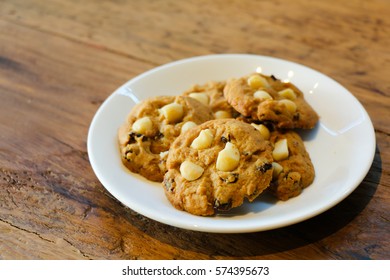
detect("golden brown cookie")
(118, 95), (214, 182)
(182, 81), (240, 119)
(268, 130), (315, 200)
(163, 119), (274, 216)
(223, 73), (319, 129)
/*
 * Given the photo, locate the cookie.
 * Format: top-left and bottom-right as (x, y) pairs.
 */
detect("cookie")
(268, 130), (315, 200)
(182, 81), (240, 119)
(118, 95), (214, 182)
(163, 119), (274, 216)
(223, 73), (319, 129)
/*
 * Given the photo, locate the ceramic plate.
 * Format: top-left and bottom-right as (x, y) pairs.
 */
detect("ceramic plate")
(87, 54), (375, 233)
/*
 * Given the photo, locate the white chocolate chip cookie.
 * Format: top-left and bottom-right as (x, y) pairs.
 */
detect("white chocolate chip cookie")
(224, 73), (319, 129)
(163, 119), (274, 216)
(268, 130), (315, 200)
(118, 95), (213, 182)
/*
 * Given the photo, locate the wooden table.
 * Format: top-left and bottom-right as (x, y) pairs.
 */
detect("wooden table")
(1, 0), (389, 260)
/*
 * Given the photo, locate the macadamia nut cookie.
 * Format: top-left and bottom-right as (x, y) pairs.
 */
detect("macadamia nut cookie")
(182, 81), (240, 119)
(223, 73), (319, 129)
(118, 95), (214, 182)
(268, 130), (315, 200)
(163, 119), (274, 216)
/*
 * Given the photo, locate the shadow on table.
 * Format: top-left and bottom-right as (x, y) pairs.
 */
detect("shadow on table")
(144, 145), (382, 259)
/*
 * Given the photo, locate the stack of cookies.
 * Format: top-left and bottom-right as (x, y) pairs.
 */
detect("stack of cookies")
(118, 73), (319, 216)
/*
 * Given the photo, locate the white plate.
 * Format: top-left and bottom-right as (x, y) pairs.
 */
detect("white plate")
(87, 54), (375, 233)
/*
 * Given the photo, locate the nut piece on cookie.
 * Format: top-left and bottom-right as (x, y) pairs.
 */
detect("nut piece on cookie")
(254, 90), (273, 100)
(160, 102), (184, 123)
(278, 99), (297, 113)
(188, 92), (210, 105)
(251, 123), (270, 140)
(214, 110), (232, 119)
(247, 74), (270, 89)
(191, 129), (214, 150)
(272, 162), (284, 178)
(132, 116), (153, 134)
(216, 142), (240, 171)
(181, 121), (197, 133)
(180, 160), (204, 181)
(278, 88), (296, 100)
(272, 138), (289, 161)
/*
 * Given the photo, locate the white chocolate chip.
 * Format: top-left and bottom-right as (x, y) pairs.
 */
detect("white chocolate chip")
(251, 123), (270, 140)
(272, 162), (284, 179)
(132, 116), (153, 134)
(278, 88), (297, 100)
(272, 138), (289, 161)
(160, 103), (184, 123)
(180, 160), (204, 181)
(188, 92), (209, 105)
(190, 129), (214, 150)
(254, 90), (273, 100)
(279, 99), (297, 113)
(216, 142), (240, 171)
(214, 110), (232, 119)
(181, 121), (197, 133)
(247, 74), (270, 89)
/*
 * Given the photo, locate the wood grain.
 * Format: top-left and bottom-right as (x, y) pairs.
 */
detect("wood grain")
(0, 0), (389, 259)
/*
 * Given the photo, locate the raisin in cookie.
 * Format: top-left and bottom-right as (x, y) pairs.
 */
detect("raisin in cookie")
(118, 95), (214, 182)
(268, 130), (315, 200)
(182, 81), (239, 119)
(163, 119), (274, 216)
(224, 73), (319, 129)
